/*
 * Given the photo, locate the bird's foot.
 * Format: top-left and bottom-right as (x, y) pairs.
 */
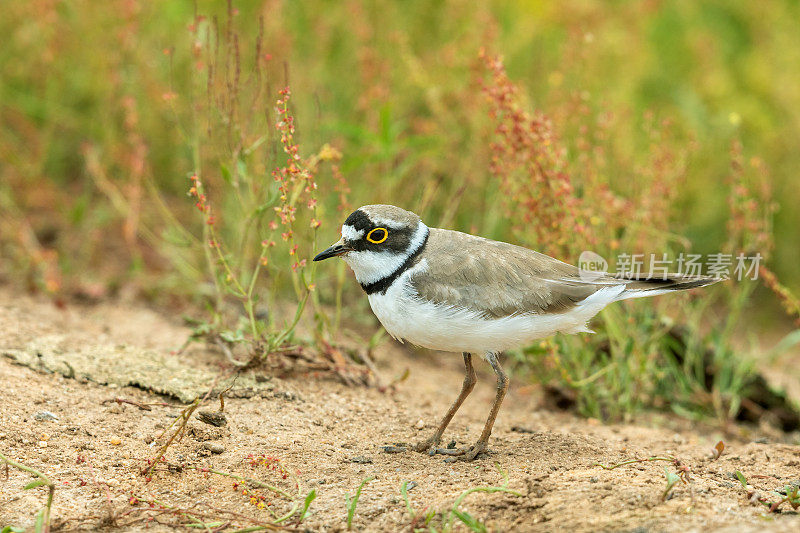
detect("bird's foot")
(431, 441), (488, 461)
(414, 434), (444, 455)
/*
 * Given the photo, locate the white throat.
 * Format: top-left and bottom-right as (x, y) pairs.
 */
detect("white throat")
(342, 220), (428, 285)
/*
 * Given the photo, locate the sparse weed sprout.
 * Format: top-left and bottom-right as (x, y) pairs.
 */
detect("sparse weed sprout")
(734, 471), (800, 512)
(0, 453), (55, 533)
(346, 476), (375, 530)
(399, 464), (522, 532)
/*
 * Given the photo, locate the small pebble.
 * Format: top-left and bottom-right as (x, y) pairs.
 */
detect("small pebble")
(350, 456), (373, 464)
(202, 442), (225, 454)
(34, 411), (59, 422)
(38, 441), (48, 448)
(106, 478), (120, 487)
(110, 437), (122, 445)
(415, 419), (425, 430)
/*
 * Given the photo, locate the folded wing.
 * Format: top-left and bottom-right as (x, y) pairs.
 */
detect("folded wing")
(408, 228), (717, 318)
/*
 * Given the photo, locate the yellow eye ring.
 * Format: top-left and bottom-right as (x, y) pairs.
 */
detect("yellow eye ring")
(366, 227), (388, 244)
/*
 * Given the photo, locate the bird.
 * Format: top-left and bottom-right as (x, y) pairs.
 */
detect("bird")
(313, 204), (718, 461)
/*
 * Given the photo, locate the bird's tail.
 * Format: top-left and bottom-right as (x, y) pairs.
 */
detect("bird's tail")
(614, 273), (721, 301)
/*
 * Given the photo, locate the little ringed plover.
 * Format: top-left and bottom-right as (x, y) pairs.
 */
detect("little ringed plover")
(314, 204), (718, 461)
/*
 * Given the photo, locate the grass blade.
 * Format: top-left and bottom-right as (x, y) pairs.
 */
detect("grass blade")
(299, 489), (317, 522)
(346, 476), (375, 529)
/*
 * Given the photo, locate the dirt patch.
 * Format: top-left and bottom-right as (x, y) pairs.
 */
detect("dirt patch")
(1, 288), (799, 531)
(2, 334), (278, 403)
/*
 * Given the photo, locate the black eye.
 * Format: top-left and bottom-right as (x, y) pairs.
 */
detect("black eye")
(366, 227), (388, 244)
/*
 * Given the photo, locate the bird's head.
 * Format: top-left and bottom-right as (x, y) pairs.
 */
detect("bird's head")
(313, 205), (429, 285)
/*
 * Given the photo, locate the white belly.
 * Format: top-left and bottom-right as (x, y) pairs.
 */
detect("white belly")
(367, 268), (621, 354)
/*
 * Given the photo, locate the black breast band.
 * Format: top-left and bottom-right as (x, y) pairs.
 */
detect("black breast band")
(360, 229), (429, 295)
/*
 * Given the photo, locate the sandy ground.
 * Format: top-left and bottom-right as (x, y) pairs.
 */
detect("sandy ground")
(1, 287), (799, 532)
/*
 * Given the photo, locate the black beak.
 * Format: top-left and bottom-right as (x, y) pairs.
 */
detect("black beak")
(313, 242), (352, 261)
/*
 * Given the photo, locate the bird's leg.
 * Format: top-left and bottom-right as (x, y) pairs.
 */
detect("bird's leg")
(414, 352), (477, 454)
(466, 351), (508, 459)
(434, 352), (508, 461)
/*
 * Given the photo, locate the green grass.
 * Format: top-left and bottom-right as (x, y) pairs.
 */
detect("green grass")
(734, 470), (800, 512)
(400, 464), (522, 532)
(0, 452), (56, 533)
(345, 476), (374, 529)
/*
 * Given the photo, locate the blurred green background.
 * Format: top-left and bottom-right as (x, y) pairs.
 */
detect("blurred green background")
(1, 0), (798, 305)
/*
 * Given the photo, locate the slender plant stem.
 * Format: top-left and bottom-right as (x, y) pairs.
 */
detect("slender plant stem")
(0, 451), (56, 533)
(186, 466), (294, 500)
(594, 456), (676, 470)
(142, 398), (202, 477)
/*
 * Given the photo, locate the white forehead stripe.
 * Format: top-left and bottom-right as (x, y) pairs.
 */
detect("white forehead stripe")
(341, 224), (364, 241)
(363, 215), (408, 229)
(361, 208), (416, 229)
